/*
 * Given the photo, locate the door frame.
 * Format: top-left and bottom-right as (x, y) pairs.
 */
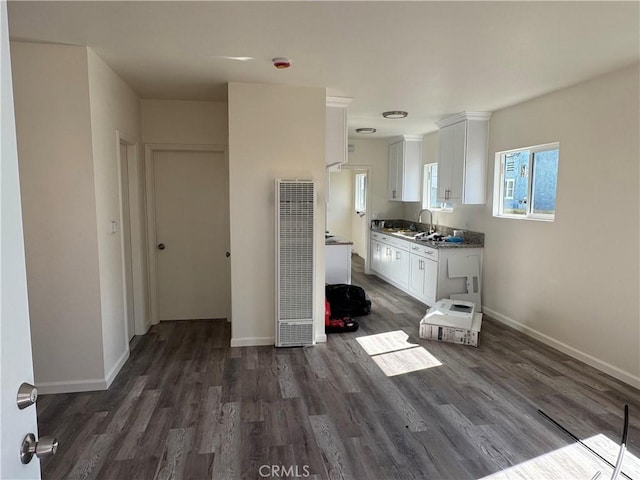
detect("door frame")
(116, 130), (138, 340)
(336, 165), (373, 274)
(144, 143), (227, 325)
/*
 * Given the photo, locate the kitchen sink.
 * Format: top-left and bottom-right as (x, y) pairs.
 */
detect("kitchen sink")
(391, 230), (423, 238)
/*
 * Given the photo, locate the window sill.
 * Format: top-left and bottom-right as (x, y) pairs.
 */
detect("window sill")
(494, 214), (555, 222)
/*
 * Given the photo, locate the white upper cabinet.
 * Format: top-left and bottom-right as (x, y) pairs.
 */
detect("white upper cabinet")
(435, 112), (491, 204)
(388, 135), (423, 201)
(326, 97), (352, 170)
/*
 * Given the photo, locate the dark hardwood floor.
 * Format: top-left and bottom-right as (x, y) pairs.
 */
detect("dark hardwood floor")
(37, 255), (640, 479)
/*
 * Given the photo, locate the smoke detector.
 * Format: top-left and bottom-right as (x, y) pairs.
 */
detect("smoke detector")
(272, 57), (292, 69)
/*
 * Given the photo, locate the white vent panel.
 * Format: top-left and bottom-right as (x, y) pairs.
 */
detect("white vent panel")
(277, 321), (314, 347)
(275, 180), (315, 347)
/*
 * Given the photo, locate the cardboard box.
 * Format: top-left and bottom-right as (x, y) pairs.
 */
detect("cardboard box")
(422, 299), (476, 330)
(419, 312), (483, 347)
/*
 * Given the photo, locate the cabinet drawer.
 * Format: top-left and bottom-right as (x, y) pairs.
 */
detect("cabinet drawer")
(370, 232), (411, 252)
(408, 244), (439, 260)
(384, 235), (411, 251)
(371, 232), (391, 243)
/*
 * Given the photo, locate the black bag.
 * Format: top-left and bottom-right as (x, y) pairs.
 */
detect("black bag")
(325, 284), (372, 318)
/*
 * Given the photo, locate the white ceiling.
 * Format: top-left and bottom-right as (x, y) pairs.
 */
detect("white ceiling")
(7, 1), (640, 138)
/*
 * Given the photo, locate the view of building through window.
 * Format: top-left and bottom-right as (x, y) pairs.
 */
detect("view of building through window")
(496, 144), (559, 220)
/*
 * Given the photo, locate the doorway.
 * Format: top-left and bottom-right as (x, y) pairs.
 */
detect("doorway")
(327, 166), (371, 268)
(145, 145), (230, 323)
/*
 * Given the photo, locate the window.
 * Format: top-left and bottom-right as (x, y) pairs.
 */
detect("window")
(422, 163), (452, 210)
(494, 143), (559, 221)
(504, 179), (515, 199)
(355, 173), (366, 213)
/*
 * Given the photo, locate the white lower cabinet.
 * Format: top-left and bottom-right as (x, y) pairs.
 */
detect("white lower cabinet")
(408, 251), (437, 305)
(371, 233), (410, 289)
(371, 239), (390, 277)
(389, 247), (410, 290)
(370, 232), (482, 308)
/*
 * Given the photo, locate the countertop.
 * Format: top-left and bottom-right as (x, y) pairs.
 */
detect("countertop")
(325, 235), (353, 246)
(371, 229), (483, 249)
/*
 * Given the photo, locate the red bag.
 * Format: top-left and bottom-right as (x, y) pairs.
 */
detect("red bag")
(325, 297), (358, 333)
(325, 298), (331, 327)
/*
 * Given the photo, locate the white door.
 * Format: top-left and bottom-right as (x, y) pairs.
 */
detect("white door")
(119, 142), (135, 340)
(1, 1), (41, 476)
(152, 150), (230, 321)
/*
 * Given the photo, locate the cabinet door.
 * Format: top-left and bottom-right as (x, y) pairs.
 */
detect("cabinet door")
(437, 121), (467, 203)
(437, 125), (454, 202)
(423, 257), (438, 305)
(448, 120), (467, 202)
(371, 239), (382, 273)
(408, 254), (425, 298)
(380, 244), (392, 277)
(388, 141), (402, 200)
(390, 247), (410, 289)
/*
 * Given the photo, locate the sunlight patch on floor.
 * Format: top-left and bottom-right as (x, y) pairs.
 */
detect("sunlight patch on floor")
(356, 330), (442, 376)
(480, 433), (640, 480)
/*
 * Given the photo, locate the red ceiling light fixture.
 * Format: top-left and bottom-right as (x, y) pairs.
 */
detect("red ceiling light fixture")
(272, 57), (292, 69)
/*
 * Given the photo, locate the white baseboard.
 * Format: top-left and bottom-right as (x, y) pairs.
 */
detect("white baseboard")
(483, 306), (640, 390)
(230, 336), (275, 347)
(231, 335), (326, 347)
(105, 348), (130, 389)
(37, 378), (109, 395)
(37, 348), (132, 395)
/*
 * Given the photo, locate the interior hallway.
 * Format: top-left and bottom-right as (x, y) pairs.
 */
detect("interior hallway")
(36, 256), (640, 479)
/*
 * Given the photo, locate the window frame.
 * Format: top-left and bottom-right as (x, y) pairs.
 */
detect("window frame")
(354, 172), (367, 214)
(422, 163), (453, 211)
(493, 142), (559, 222)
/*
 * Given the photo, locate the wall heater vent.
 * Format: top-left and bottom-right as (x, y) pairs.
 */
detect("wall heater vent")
(275, 179), (315, 347)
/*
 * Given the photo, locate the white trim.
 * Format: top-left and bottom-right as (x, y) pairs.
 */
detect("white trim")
(483, 306), (640, 389)
(435, 111), (492, 128)
(144, 143), (227, 325)
(116, 131), (137, 343)
(105, 348), (130, 388)
(230, 336), (275, 347)
(326, 96), (353, 108)
(37, 379), (108, 395)
(388, 134), (424, 144)
(315, 333), (327, 343)
(37, 346), (131, 394)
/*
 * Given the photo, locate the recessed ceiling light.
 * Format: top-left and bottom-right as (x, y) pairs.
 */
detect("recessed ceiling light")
(382, 111), (408, 119)
(356, 128), (376, 134)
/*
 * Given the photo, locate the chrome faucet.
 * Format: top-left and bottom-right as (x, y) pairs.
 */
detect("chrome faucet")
(418, 209), (434, 233)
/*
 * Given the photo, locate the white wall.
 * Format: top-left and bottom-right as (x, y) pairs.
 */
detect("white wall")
(327, 169), (353, 239)
(228, 83), (326, 345)
(403, 132), (441, 226)
(141, 99), (228, 145)
(86, 49), (142, 383)
(409, 65), (640, 386)
(11, 42), (105, 391)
